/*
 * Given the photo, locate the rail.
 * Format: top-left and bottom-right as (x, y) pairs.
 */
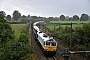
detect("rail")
(46, 56), (57, 60)
(57, 47), (74, 60)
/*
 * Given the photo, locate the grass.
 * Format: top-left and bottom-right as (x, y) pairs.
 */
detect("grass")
(11, 24), (27, 39)
(61, 24), (83, 28)
(46, 24), (83, 31)
(46, 20), (89, 30)
(50, 20), (90, 24)
(46, 24), (59, 31)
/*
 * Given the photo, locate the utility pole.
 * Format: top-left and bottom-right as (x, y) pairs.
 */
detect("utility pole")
(70, 22), (72, 48)
(64, 48), (69, 60)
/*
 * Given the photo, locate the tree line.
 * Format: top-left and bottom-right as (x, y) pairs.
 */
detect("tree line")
(60, 14), (90, 21)
(0, 10), (30, 23)
(0, 10), (90, 22)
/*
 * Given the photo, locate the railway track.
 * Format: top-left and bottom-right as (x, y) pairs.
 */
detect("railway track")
(57, 47), (74, 60)
(46, 56), (57, 60)
(57, 47), (63, 57)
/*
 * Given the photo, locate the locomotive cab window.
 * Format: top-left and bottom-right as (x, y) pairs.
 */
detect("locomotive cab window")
(52, 42), (56, 46)
(46, 41), (50, 46)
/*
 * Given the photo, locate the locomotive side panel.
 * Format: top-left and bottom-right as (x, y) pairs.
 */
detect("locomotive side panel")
(37, 34), (44, 48)
(33, 21), (57, 56)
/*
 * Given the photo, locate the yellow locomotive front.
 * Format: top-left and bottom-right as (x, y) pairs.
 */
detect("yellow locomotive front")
(44, 40), (57, 55)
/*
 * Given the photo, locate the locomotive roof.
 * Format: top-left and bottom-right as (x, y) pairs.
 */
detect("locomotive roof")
(37, 32), (55, 42)
(33, 26), (40, 32)
(33, 22), (39, 26)
(33, 21), (44, 32)
(33, 21), (44, 26)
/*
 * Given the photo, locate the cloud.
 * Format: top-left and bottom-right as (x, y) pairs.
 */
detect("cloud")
(0, 0), (90, 17)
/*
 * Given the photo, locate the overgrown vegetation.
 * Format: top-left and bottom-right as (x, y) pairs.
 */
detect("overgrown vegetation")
(0, 15), (32, 60)
(45, 22), (90, 51)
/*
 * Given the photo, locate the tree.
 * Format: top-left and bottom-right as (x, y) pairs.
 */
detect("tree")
(28, 14), (30, 18)
(73, 15), (79, 20)
(48, 17), (53, 20)
(22, 15), (27, 18)
(12, 10), (21, 21)
(20, 18), (29, 23)
(88, 16), (90, 20)
(6, 15), (11, 21)
(65, 16), (69, 20)
(69, 17), (73, 20)
(31, 16), (38, 20)
(80, 13), (89, 21)
(0, 15), (14, 43)
(60, 15), (65, 20)
(0, 11), (6, 17)
(0, 15), (32, 59)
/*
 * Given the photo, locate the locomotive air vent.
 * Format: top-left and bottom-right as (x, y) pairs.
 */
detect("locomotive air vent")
(39, 31), (42, 33)
(43, 34), (48, 37)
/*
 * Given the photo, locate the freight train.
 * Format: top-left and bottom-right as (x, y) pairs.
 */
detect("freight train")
(32, 21), (57, 56)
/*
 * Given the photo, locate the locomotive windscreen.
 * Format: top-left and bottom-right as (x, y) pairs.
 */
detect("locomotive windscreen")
(52, 42), (56, 46)
(46, 41), (56, 46)
(46, 41), (50, 46)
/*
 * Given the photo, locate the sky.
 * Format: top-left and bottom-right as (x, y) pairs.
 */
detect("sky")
(0, 0), (90, 17)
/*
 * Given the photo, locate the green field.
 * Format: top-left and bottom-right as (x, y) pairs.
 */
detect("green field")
(49, 20), (89, 24)
(47, 24), (83, 31)
(46, 21), (88, 31)
(11, 24), (27, 39)
(61, 24), (83, 28)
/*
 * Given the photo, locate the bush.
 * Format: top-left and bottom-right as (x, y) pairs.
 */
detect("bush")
(18, 33), (28, 44)
(20, 18), (29, 23)
(0, 17), (32, 60)
(77, 45), (87, 51)
(0, 42), (32, 60)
